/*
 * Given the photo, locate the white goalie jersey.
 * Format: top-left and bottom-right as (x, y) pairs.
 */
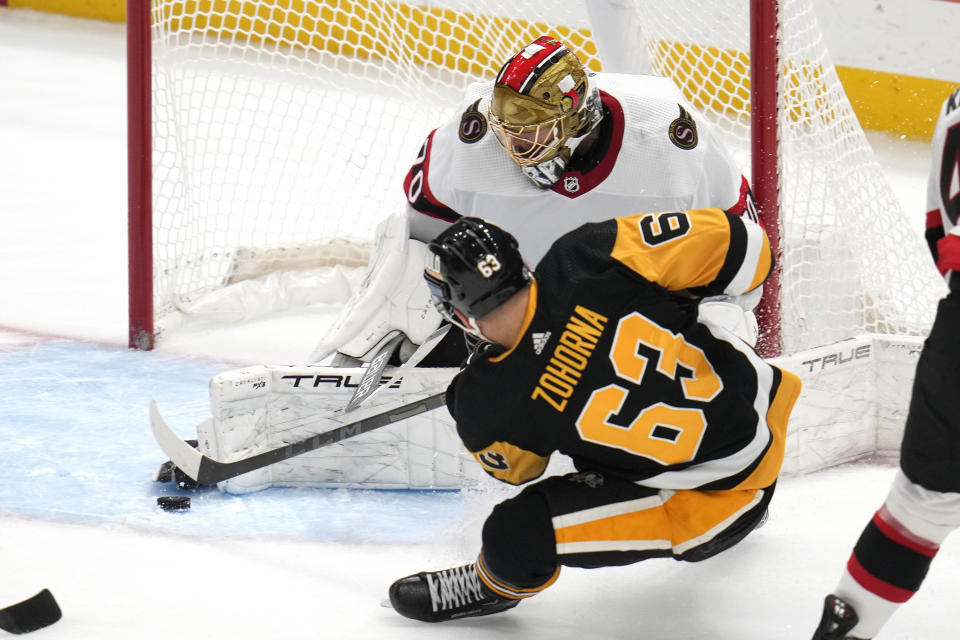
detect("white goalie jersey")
(404, 72), (757, 260)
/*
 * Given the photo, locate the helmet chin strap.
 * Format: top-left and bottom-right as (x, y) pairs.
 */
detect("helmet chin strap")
(451, 309), (495, 344)
(519, 122), (598, 188)
(522, 155), (568, 188)
(465, 316), (495, 343)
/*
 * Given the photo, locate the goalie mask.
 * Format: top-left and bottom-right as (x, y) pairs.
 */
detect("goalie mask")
(424, 217), (531, 338)
(488, 36), (603, 188)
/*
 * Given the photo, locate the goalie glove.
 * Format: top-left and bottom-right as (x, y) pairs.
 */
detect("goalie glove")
(310, 211), (443, 363)
(698, 288), (761, 347)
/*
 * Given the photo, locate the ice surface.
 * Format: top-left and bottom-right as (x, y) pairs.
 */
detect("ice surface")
(0, 8), (956, 640)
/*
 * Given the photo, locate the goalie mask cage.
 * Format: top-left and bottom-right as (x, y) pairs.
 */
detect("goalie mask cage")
(128, 0), (946, 479)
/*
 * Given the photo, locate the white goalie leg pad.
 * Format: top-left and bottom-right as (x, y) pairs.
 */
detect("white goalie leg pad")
(196, 364), (483, 493)
(310, 212), (442, 363)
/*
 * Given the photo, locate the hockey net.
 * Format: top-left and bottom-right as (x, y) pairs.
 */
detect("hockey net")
(131, 0), (947, 488)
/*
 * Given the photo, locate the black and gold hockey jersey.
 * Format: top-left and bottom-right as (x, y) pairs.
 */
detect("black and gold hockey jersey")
(447, 208), (801, 491)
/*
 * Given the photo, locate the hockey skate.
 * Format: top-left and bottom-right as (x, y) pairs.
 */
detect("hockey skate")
(388, 563), (519, 622)
(812, 594), (869, 640)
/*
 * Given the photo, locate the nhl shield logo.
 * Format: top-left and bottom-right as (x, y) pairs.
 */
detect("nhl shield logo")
(563, 176), (580, 193)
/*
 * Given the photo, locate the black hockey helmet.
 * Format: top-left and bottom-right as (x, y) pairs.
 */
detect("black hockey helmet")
(424, 217), (531, 330)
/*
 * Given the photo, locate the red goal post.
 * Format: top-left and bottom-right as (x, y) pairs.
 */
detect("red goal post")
(127, 0), (152, 350)
(749, 0), (782, 357)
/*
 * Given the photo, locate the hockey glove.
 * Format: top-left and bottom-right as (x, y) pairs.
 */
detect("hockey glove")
(310, 211), (442, 363)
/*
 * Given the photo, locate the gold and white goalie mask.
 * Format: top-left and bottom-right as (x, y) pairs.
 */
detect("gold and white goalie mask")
(488, 36), (602, 188)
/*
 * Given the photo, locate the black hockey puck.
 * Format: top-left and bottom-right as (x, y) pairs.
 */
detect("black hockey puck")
(157, 496), (191, 511)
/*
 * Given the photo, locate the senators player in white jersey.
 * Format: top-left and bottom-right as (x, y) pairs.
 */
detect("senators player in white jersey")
(313, 36), (758, 366)
(812, 87), (960, 639)
(387, 211), (800, 624)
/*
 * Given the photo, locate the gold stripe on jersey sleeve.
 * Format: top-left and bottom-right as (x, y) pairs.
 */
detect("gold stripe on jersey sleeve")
(471, 440), (550, 485)
(610, 209), (731, 291)
(734, 368), (802, 490)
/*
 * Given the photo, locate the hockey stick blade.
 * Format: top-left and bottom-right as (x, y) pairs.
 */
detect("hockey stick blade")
(345, 324), (450, 413)
(0, 589), (61, 635)
(344, 332), (405, 412)
(150, 392), (447, 486)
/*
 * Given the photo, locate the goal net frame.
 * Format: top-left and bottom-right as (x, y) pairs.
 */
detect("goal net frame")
(126, 0), (945, 488)
(127, 0), (789, 353)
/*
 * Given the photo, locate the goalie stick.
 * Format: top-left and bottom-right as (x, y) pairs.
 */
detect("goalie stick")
(344, 324), (450, 412)
(150, 392), (447, 486)
(0, 589), (61, 635)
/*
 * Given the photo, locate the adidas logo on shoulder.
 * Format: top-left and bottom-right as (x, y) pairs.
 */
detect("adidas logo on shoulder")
(531, 331), (552, 355)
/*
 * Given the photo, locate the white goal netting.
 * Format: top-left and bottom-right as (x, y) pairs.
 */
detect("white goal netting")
(149, 0), (945, 350)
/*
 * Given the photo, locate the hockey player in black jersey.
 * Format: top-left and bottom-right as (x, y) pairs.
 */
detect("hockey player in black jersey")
(388, 212), (802, 624)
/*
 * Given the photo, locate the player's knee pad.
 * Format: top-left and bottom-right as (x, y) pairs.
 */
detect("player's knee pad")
(884, 470), (960, 544)
(482, 486), (557, 589)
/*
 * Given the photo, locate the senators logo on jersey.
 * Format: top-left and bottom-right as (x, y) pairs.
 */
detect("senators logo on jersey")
(458, 99), (487, 144)
(668, 105), (699, 150)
